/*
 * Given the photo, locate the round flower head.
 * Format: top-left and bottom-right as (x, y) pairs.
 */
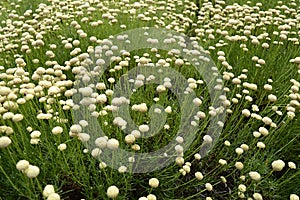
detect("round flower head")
(107, 138), (119, 150)
(205, 183), (213, 191)
(194, 153), (201, 160)
(16, 160), (30, 171)
(118, 165), (127, 173)
(149, 178), (159, 188)
(139, 197), (147, 200)
(195, 172), (203, 180)
(257, 142), (266, 149)
(52, 126), (63, 135)
(12, 114), (24, 122)
(272, 160), (285, 171)
(238, 184), (246, 192)
(0, 136), (12, 148)
(288, 162), (296, 169)
(25, 165), (40, 178)
(253, 193), (263, 200)
(147, 194), (157, 200)
(235, 147), (244, 155)
(176, 157), (184, 166)
(258, 127), (269, 136)
(219, 159), (227, 165)
(95, 137), (107, 148)
(99, 162), (107, 169)
(139, 124), (149, 133)
(47, 193), (60, 200)
(43, 185), (55, 197)
(249, 171), (261, 181)
(57, 143), (67, 151)
(107, 185), (119, 199)
(235, 162), (244, 170)
(125, 134), (135, 144)
(290, 194), (299, 200)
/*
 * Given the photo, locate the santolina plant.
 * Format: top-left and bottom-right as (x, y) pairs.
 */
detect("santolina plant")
(0, 0), (299, 199)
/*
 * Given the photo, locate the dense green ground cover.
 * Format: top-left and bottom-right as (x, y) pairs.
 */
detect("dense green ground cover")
(0, 0), (299, 199)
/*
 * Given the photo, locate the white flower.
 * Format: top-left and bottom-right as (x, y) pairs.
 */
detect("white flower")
(31, 131), (41, 138)
(235, 148), (244, 155)
(238, 184), (246, 192)
(235, 162), (244, 170)
(139, 197), (147, 200)
(253, 193), (263, 200)
(264, 84), (272, 91)
(193, 98), (202, 106)
(165, 106), (172, 113)
(30, 138), (40, 145)
(176, 157), (184, 166)
(195, 172), (203, 180)
(47, 193), (60, 200)
(96, 83), (106, 90)
(194, 153), (201, 160)
(43, 185), (55, 197)
(0, 136), (12, 148)
(272, 160), (285, 171)
(205, 183), (213, 191)
(203, 135), (212, 143)
(118, 166), (127, 173)
(149, 178), (159, 188)
(125, 134), (135, 144)
(25, 165), (40, 178)
(268, 94), (277, 102)
(240, 144), (249, 151)
(99, 162), (107, 169)
(91, 148), (102, 157)
(219, 159), (227, 165)
(70, 124), (82, 133)
(95, 137), (107, 148)
(249, 171), (261, 181)
(48, 86), (60, 95)
(78, 133), (90, 142)
(175, 58), (184, 66)
(57, 143), (67, 151)
(290, 194), (299, 200)
(113, 117), (127, 128)
(156, 85), (166, 93)
(139, 124), (149, 133)
(262, 117), (272, 125)
(224, 140), (231, 146)
(37, 113), (53, 120)
(0, 86), (11, 96)
(147, 194), (157, 200)
(132, 144), (140, 151)
(107, 138), (119, 150)
(175, 145), (183, 154)
(107, 185), (119, 198)
(96, 94), (107, 104)
(258, 127), (269, 136)
(253, 131), (261, 138)
(3, 112), (14, 120)
(16, 160), (30, 171)
(79, 87), (93, 97)
(288, 162), (296, 169)
(257, 142), (266, 149)
(242, 109), (251, 117)
(176, 136), (184, 144)
(12, 114), (24, 122)
(52, 126), (63, 135)
(132, 103), (148, 112)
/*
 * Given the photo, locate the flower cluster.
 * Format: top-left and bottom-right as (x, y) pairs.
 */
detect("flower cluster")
(0, 0), (298, 199)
